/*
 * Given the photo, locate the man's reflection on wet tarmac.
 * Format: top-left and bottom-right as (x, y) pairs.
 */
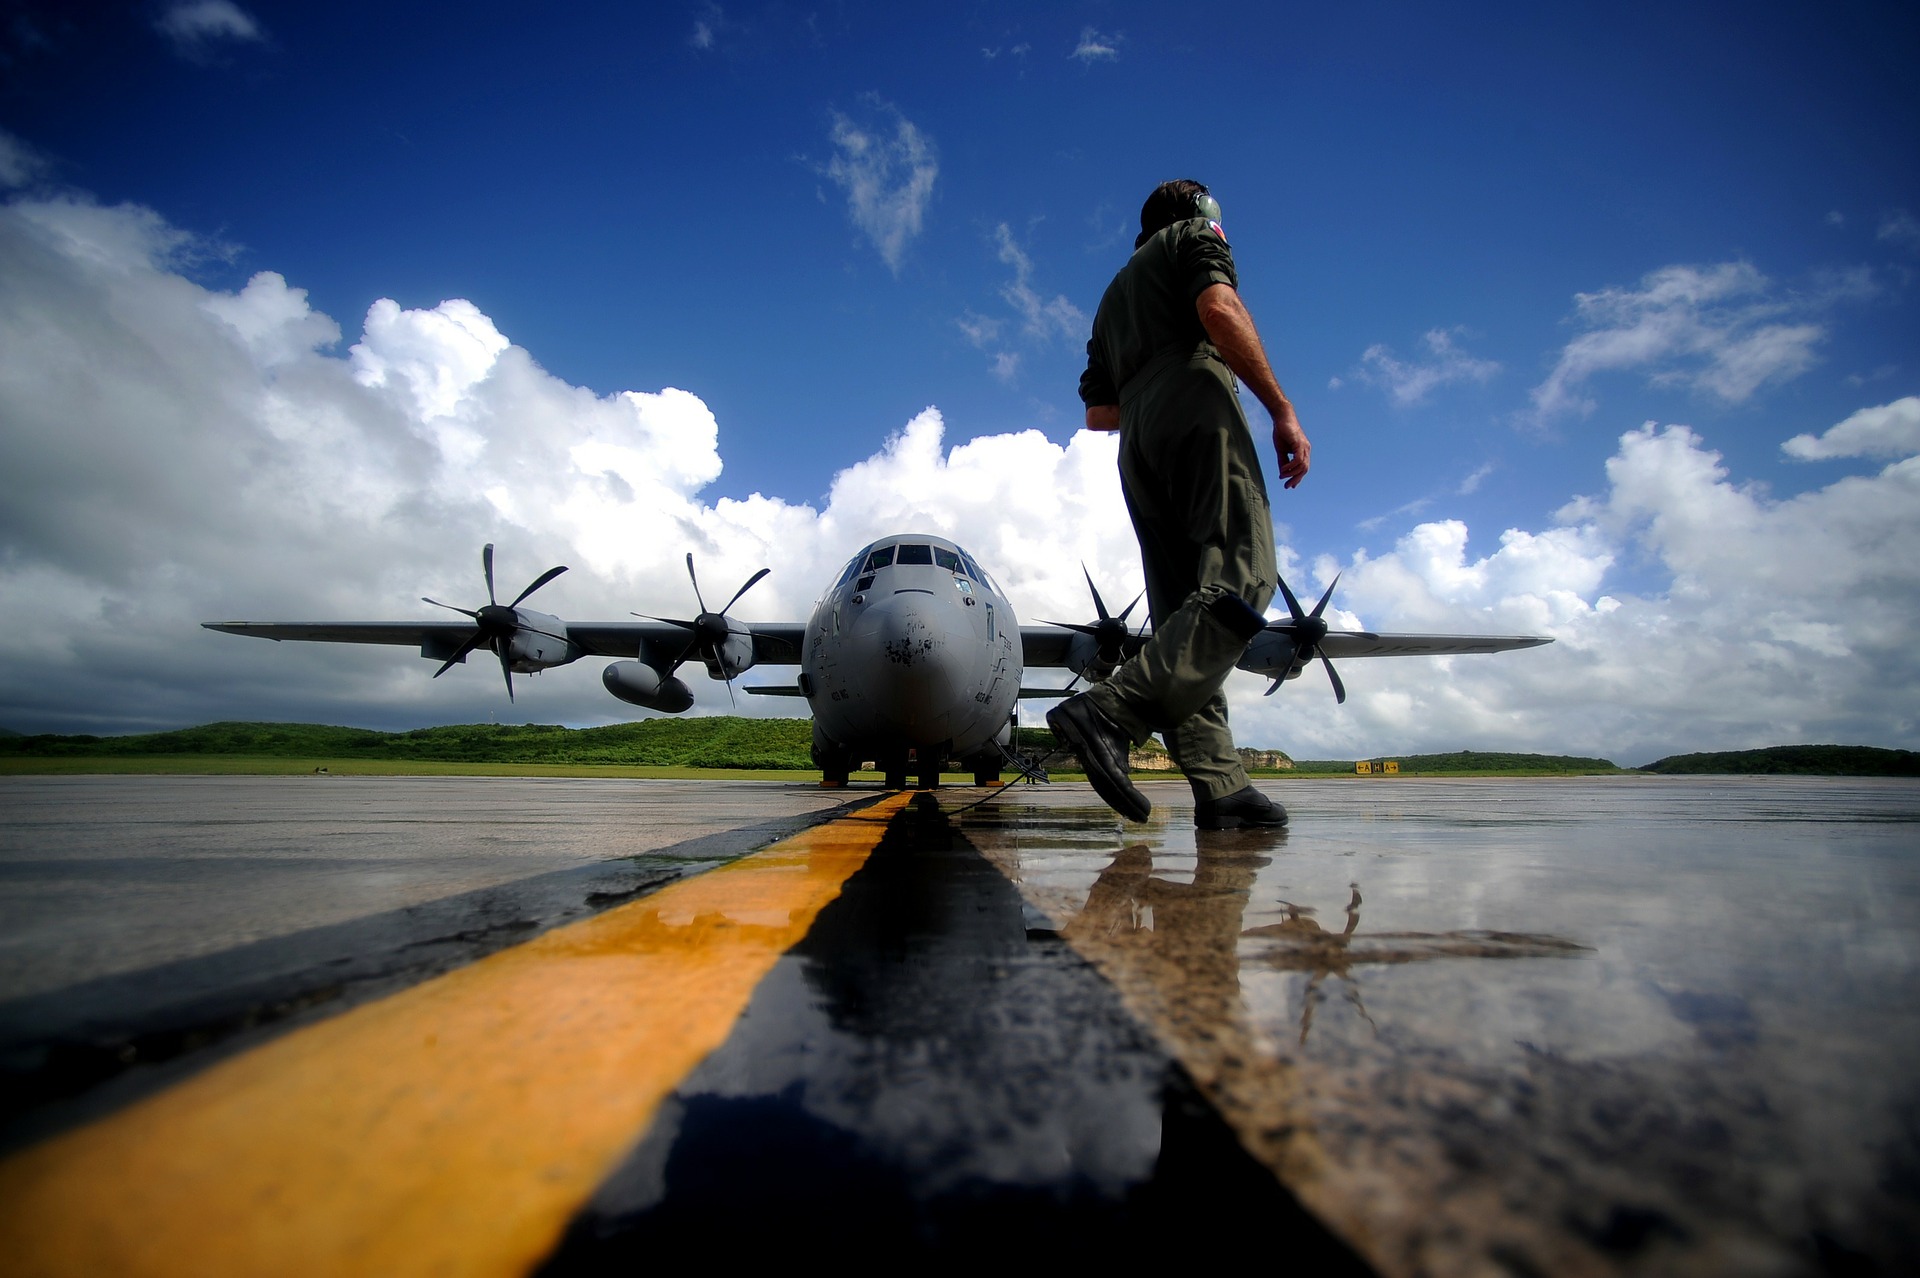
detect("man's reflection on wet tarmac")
(1064, 835), (1275, 1091)
(541, 797), (1370, 1271)
(1032, 829), (1330, 1194)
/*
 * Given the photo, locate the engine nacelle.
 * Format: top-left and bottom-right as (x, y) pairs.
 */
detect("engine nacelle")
(1061, 631), (1101, 680)
(701, 629), (756, 682)
(602, 661), (694, 713)
(1238, 629), (1302, 680)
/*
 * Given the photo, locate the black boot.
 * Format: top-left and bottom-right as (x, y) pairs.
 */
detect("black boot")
(1046, 695), (1151, 822)
(1194, 784), (1288, 830)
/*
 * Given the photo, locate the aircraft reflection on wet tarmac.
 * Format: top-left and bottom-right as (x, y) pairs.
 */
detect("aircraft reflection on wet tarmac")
(2, 775), (1917, 1276)
(544, 793), (1370, 1269)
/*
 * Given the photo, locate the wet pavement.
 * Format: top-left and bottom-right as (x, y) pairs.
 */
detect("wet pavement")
(1, 774), (1917, 1274)
(0, 776), (865, 1146)
(0, 775), (862, 1000)
(544, 792), (1368, 1269)
(965, 778), (1920, 1277)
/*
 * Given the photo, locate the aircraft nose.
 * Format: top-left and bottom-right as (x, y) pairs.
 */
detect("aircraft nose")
(850, 591), (974, 741)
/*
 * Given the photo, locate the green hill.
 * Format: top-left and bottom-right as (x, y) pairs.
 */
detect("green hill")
(1, 723), (1636, 776)
(0, 719), (818, 770)
(1008, 733), (1613, 775)
(1639, 745), (1919, 776)
(1288, 750), (1620, 775)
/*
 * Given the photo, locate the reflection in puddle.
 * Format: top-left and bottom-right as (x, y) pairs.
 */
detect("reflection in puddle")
(962, 783), (1920, 1277)
(548, 796), (1370, 1268)
(1244, 883), (1590, 1043)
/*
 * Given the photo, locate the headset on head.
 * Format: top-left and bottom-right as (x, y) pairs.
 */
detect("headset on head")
(1136, 186), (1225, 249)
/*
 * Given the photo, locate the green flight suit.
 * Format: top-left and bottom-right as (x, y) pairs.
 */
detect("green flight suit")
(1078, 217), (1278, 801)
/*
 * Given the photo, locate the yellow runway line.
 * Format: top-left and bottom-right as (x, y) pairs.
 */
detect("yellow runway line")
(0, 791), (912, 1278)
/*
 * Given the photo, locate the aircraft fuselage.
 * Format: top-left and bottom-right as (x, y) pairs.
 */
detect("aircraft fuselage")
(802, 534), (1019, 775)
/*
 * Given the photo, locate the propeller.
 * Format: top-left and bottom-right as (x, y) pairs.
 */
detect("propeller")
(1266, 573), (1346, 703)
(634, 553), (770, 706)
(1043, 564), (1146, 693)
(421, 543), (569, 702)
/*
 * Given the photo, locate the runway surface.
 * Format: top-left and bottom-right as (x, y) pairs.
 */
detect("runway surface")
(1, 773), (1916, 1274)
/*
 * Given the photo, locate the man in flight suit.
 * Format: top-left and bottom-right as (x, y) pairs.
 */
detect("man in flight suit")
(1048, 180), (1309, 829)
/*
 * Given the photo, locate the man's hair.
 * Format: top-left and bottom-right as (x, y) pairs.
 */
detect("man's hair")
(1136, 179), (1211, 248)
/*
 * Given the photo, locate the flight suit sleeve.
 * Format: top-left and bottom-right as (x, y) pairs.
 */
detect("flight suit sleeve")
(1172, 218), (1238, 305)
(1079, 335), (1118, 406)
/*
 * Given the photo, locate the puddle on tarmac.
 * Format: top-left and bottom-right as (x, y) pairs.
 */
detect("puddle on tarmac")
(962, 777), (1920, 1277)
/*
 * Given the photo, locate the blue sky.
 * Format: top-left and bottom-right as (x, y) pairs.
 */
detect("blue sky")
(1, 1), (1916, 760)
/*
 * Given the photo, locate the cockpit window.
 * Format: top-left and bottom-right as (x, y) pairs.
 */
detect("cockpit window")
(837, 555), (864, 586)
(960, 552), (986, 585)
(895, 544), (933, 566)
(933, 547), (962, 573)
(862, 546), (895, 572)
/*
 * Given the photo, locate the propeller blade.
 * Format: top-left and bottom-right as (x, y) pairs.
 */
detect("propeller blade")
(685, 553), (708, 614)
(633, 613), (699, 631)
(1117, 590), (1145, 624)
(1317, 647), (1347, 704)
(510, 564), (569, 607)
(422, 597), (480, 619)
(719, 567), (770, 615)
(1082, 564), (1111, 621)
(1265, 676), (1283, 696)
(497, 646), (515, 702)
(663, 634), (700, 676)
(432, 631), (485, 678)
(1040, 620), (1103, 636)
(483, 544), (497, 606)
(723, 673), (737, 709)
(1276, 575), (1308, 625)
(1311, 573), (1341, 620)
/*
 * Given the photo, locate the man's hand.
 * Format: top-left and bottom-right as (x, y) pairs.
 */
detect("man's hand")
(1273, 406), (1310, 489)
(1085, 404), (1120, 432)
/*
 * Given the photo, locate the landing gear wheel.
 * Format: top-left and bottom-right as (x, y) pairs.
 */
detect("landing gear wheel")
(973, 767), (1000, 786)
(811, 724), (852, 789)
(916, 762), (941, 791)
(883, 757), (908, 791)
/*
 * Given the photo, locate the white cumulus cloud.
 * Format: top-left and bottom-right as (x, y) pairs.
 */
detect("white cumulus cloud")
(0, 130), (49, 190)
(994, 223), (1086, 341)
(1071, 28), (1120, 63)
(823, 98), (938, 275)
(0, 193), (1135, 734)
(957, 224), (1087, 381)
(1231, 420), (1920, 763)
(1354, 327), (1500, 406)
(1783, 397), (1920, 461)
(2, 193), (1916, 767)
(154, 1), (263, 56)
(1877, 210), (1920, 252)
(1529, 263), (1825, 423)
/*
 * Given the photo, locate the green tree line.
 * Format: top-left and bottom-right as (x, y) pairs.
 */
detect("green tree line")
(5, 723), (1911, 776)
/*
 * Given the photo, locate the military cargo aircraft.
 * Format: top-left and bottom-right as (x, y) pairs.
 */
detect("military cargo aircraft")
(205, 536), (1550, 790)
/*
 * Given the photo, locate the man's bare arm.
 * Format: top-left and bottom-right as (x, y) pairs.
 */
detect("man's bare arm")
(1196, 282), (1310, 488)
(1085, 404), (1120, 431)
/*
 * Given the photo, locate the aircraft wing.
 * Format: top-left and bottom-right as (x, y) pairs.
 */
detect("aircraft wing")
(1017, 625), (1148, 669)
(1236, 625), (1551, 679)
(1020, 622), (1547, 668)
(559, 622), (807, 664)
(202, 622), (473, 647)
(203, 620), (812, 665)
(1312, 631), (1553, 658)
